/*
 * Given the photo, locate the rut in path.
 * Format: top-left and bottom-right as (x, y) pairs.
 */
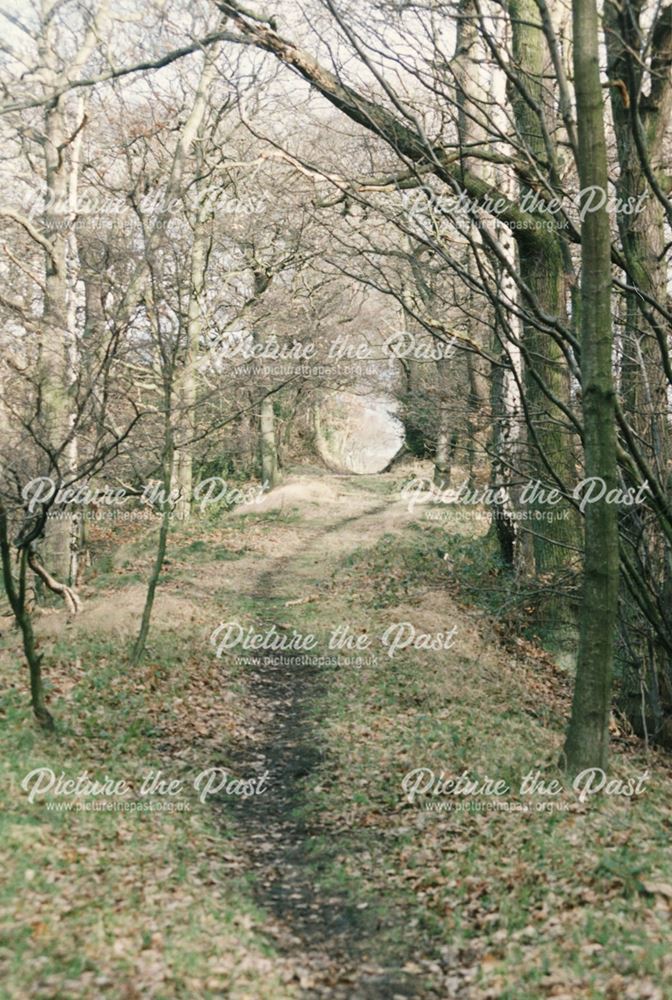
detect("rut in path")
(223, 649), (427, 999)
(215, 509), (439, 998)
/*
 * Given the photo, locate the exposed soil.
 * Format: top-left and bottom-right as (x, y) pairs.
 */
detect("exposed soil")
(213, 499), (442, 998)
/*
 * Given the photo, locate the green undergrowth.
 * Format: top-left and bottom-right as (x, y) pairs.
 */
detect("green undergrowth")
(3, 478), (671, 999)
(0, 516), (296, 999)
(341, 519), (580, 661)
(293, 520), (672, 999)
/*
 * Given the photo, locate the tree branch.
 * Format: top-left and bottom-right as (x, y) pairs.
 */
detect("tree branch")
(216, 0), (556, 248)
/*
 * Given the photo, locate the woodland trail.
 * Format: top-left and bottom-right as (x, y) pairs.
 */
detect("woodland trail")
(5, 470), (671, 999)
(216, 488), (443, 998)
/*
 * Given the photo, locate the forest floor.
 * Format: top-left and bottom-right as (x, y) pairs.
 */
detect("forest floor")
(2, 465), (672, 999)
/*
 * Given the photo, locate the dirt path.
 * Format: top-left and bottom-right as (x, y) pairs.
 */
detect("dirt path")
(217, 489), (439, 997)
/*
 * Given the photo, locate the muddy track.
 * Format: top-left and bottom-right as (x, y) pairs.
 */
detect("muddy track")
(213, 508), (433, 998)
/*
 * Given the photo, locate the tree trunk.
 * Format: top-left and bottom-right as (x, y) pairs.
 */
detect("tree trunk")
(606, 2), (671, 462)
(167, 52), (220, 519)
(132, 404), (174, 666)
(605, 0), (672, 734)
(260, 392), (279, 488)
(488, 323), (517, 567)
(0, 506), (54, 730)
(172, 196), (211, 520)
(41, 96), (74, 583)
(249, 269), (280, 489)
(509, 0), (580, 577)
(433, 357), (453, 487)
(562, 0), (619, 774)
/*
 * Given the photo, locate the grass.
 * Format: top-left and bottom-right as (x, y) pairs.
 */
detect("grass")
(289, 523), (672, 999)
(0, 525), (296, 999)
(3, 473), (672, 998)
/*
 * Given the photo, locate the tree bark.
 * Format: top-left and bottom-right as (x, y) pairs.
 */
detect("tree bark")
(172, 195), (211, 520)
(605, 0), (672, 733)
(562, 0), (619, 773)
(132, 397), (174, 667)
(509, 0), (580, 578)
(0, 504), (54, 730)
(41, 95), (75, 583)
(168, 48), (220, 519)
(259, 392), (279, 488)
(433, 357), (454, 488)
